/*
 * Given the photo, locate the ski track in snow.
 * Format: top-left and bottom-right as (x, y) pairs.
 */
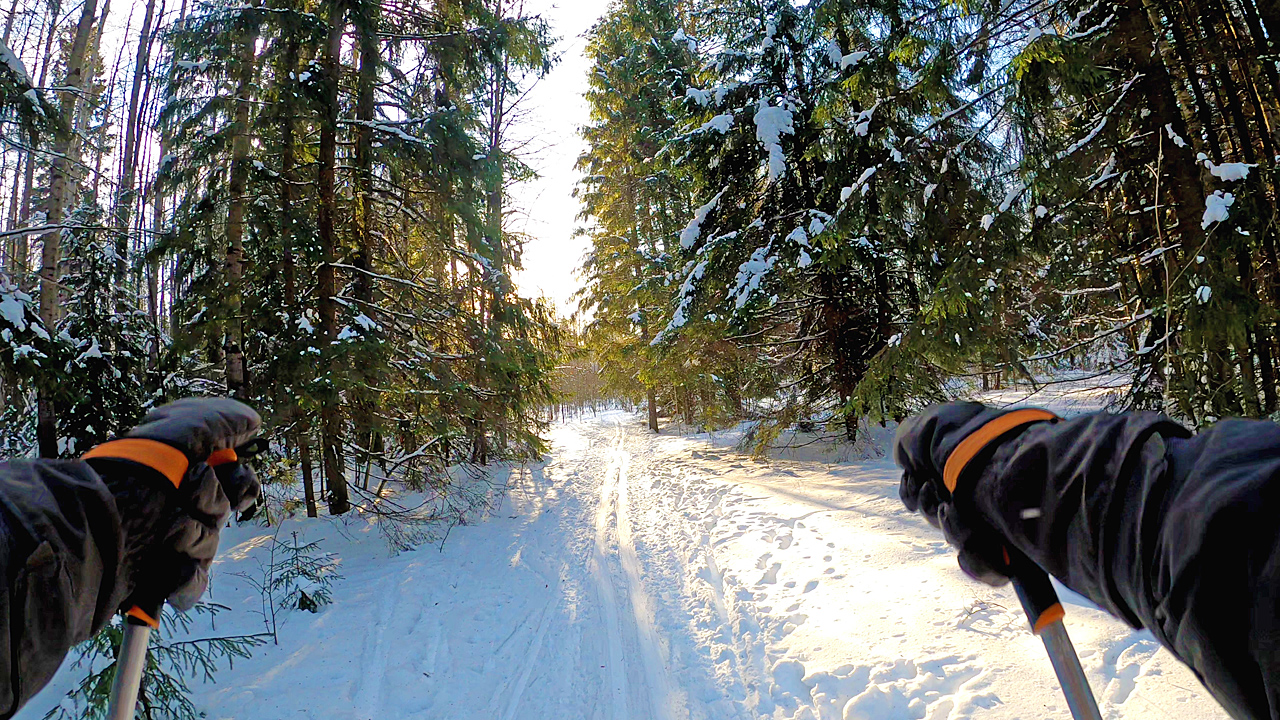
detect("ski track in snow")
(17, 410), (1232, 720)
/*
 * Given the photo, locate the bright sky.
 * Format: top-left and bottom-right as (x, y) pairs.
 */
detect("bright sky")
(507, 0), (603, 318)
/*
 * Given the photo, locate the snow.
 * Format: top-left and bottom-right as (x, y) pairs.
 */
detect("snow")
(700, 114), (734, 134)
(17, 411), (1231, 720)
(1059, 74), (1139, 159)
(680, 191), (725, 249)
(981, 214), (995, 230)
(714, 83), (739, 106)
(998, 185), (1022, 213)
(0, 38), (31, 86)
(826, 40), (843, 66)
(1196, 285), (1212, 304)
(686, 87), (712, 107)
(732, 244), (776, 308)
(1164, 123), (1188, 148)
(1202, 191), (1235, 229)
(853, 104), (877, 137)
(854, 166), (876, 191)
(0, 290), (28, 331)
(75, 338), (102, 362)
(673, 28), (697, 53)
(1203, 159), (1254, 182)
(840, 51), (868, 70)
(923, 184), (938, 204)
(754, 101), (795, 182)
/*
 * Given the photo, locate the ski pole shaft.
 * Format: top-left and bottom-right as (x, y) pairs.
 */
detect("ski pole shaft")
(1010, 557), (1103, 720)
(106, 605), (159, 720)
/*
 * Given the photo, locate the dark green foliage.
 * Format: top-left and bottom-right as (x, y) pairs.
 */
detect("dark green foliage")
(43, 604), (267, 720)
(586, 0), (1280, 435)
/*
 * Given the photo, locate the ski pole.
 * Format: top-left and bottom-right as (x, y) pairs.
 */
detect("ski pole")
(106, 603), (160, 720)
(106, 440), (264, 720)
(1008, 550), (1103, 720)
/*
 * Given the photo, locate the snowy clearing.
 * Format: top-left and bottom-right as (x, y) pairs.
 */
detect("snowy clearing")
(23, 411), (1227, 720)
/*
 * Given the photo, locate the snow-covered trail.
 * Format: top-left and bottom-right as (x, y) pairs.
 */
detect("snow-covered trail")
(18, 411), (1232, 720)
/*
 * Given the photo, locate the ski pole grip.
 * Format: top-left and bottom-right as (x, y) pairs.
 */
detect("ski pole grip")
(1007, 548), (1065, 635)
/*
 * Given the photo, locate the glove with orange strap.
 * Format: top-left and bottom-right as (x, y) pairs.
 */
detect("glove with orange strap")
(82, 398), (262, 622)
(893, 402), (1061, 586)
(892, 401), (1280, 720)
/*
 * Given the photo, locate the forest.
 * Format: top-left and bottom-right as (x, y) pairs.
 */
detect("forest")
(0, 0), (1275, 716)
(0, 0), (560, 521)
(576, 0), (1280, 449)
(0, 0), (1273, 499)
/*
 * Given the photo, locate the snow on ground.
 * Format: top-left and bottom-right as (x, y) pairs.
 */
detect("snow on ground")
(21, 406), (1226, 720)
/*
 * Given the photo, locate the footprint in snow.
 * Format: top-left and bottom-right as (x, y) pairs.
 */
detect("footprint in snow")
(758, 562), (782, 585)
(1103, 636), (1161, 705)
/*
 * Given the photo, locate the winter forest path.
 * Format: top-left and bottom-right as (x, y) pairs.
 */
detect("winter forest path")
(23, 412), (1231, 720)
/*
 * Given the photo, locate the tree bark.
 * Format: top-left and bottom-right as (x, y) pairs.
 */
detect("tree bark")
(14, 0), (64, 288)
(112, 0), (158, 281)
(223, 3), (259, 397)
(299, 426), (317, 518)
(351, 1), (380, 475)
(36, 0), (99, 457)
(318, 2), (349, 514)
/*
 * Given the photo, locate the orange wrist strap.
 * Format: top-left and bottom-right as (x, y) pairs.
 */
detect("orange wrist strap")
(82, 439), (189, 489)
(126, 605), (160, 629)
(207, 447), (238, 467)
(942, 408), (1059, 493)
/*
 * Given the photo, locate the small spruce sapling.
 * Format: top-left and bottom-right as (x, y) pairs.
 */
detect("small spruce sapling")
(43, 604), (267, 720)
(235, 528), (341, 642)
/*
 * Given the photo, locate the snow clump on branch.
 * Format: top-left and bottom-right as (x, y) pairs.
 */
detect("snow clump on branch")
(1202, 191), (1235, 229)
(754, 100), (795, 182)
(680, 190), (726, 249)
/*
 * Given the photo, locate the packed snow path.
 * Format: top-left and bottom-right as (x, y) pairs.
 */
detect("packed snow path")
(20, 411), (1231, 720)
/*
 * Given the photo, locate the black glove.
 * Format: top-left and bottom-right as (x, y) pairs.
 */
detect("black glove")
(82, 398), (262, 617)
(894, 401), (1055, 586)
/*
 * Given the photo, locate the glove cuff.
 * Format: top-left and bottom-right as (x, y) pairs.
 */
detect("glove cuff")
(942, 408), (1059, 494)
(82, 439), (190, 488)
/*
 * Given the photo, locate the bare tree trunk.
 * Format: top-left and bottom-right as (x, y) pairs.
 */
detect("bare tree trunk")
(318, 2), (349, 514)
(351, 1), (379, 477)
(300, 426), (317, 518)
(148, 180), (163, 368)
(224, 3), (259, 397)
(69, 0), (110, 210)
(1, 0), (20, 43)
(14, 0), (64, 288)
(112, 0), (158, 280)
(36, 0), (100, 457)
